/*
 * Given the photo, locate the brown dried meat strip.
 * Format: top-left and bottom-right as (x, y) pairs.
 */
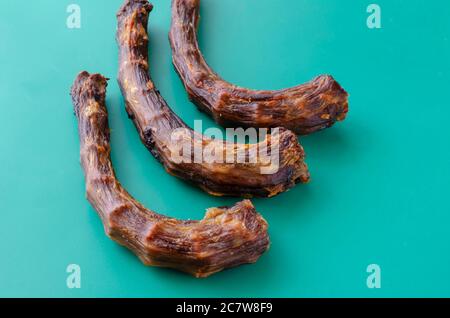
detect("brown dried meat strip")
(116, 0), (310, 198)
(70, 71), (270, 277)
(169, 0), (349, 135)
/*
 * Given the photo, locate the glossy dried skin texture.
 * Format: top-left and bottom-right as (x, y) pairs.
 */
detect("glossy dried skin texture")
(70, 71), (270, 278)
(116, 0), (309, 198)
(169, 0), (349, 135)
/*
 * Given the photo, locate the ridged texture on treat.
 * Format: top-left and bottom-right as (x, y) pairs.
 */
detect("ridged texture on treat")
(169, 0), (349, 135)
(71, 71), (270, 277)
(117, 0), (310, 197)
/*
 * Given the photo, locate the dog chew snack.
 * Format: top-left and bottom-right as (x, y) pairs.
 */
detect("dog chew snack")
(117, 0), (310, 198)
(70, 71), (270, 277)
(169, 0), (349, 135)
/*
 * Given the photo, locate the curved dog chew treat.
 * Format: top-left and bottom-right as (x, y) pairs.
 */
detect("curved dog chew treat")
(117, 0), (309, 198)
(169, 0), (349, 135)
(70, 71), (270, 278)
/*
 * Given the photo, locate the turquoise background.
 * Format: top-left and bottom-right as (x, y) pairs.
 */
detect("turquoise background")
(0, 0), (449, 297)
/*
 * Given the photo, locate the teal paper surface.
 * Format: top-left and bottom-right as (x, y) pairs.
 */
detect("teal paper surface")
(0, 0), (449, 297)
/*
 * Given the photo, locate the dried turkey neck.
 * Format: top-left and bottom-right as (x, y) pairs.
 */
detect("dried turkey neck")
(117, 0), (310, 198)
(169, 0), (349, 135)
(70, 71), (270, 278)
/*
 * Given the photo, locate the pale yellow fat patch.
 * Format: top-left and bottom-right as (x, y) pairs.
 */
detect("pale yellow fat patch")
(84, 101), (102, 117)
